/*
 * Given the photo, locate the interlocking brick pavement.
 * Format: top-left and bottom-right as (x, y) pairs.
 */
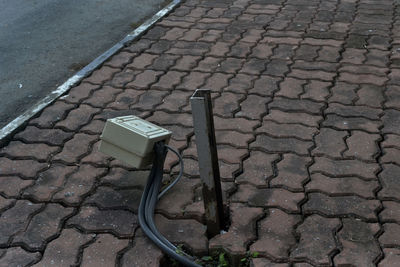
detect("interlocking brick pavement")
(0, 0), (400, 266)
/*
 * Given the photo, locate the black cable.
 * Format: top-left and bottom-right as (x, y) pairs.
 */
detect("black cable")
(138, 142), (201, 267)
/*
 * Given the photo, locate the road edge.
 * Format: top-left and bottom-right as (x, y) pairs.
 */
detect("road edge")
(0, 0), (181, 146)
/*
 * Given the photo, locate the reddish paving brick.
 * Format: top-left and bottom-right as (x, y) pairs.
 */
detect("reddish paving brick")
(217, 57), (244, 73)
(289, 69), (336, 81)
(379, 223), (400, 247)
(33, 228), (94, 267)
(250, 75), (281, 96)
(379, 164), (400, 201)
(203, 73), (234, 93)
(344, 131), (380, 161)
(107, 89), (143, 110)
(251, 258), (290, 267)
(290, 215), (341, 265)
(334, 219), (381, 266)
(104, 51), (135, 68)
(326, 103), (381, 120)
(23, 165), (77, 201)
(236, 94), (270, 120)
(271, 154), (311, 191)
(380, 201), (400, 224)
(209, 203), (263, 257)
(213, 116), (259, 132)
(83, 86), (122, 108)
(13, 203), (74, 250)
(56, 104), (100, 131)
(176, 71), (211, 90)
(30, 101), (75, 128)
(264, 110), (322, 127)
(53, 133), (97, 164)
(310, 157), (379, 179)
(149, 111), (192, 127)
(15, 126), (74, 146)
(81, 234), (129, 267)
(127, 53), (158, 69)
(269, 97), (324, 115)
(312, 128), (347, 158)
(385, 85), (400, 109)
(250, 209), (301, 260)
(0, 200), (42, 245)
(213, 92), (243, 117)
(382, 109), (400, 135)
(84, 66), (120, 84)
(276, 77), (306, 98)
(0, 176), (33, 198)
(224, 74), (254, 94)
(67, 206), (137, 237)
(215, 130), (254, 148)
(0, 141), (59, 161)
(0, 196), (14, 211)
(257, 121), (317, 141)
(81, 140), (112, 166)
(323, 114), (382, 133)
(304, 193), (380, 220)
(236, 151), (279, 186)
(329, 82), (358, 105)
(155, 214), (208, 255)
(379, 248), (400, 266)
(62, 83), (100, 104)
(53, 164), (107, 205)
(132, 90), (168, 111)
(0, 247), (40, 267)
(121, 233), (163, 267)
(126, 70), (163, 89)
(339, 72), (387, 86)
(251, 43), (274, 59)
(306, 173), (379, 199)
(251, 134), (313, 156)
(0, 157), (47, 179)
(233, 184), (305, 212)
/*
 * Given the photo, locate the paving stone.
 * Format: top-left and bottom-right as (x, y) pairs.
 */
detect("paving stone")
(290, 215), (341, 265)
(0, 200), (42, 245)
(250, 75), (281, 96)
(30, 101), (75, 128)
(62, 83), (100, 104)
(155, 214), (208, 255)
(385, 85), (400, 109)
(0, 196), (14, 212)
(344, 131), (380, 161)
(269, 97), (324, 115)
(379, 248), (400, 266)
(127, 53), (158, 69)
(264, 110), (322, 127)
(251, 43), (274, 59)
(213, 92), (243, 117)
(0, 176), (33, 198)
(209, 203), (263, 256)
(380, 201), (400, 224)
(107, 69), (140, 88)
(81, 119), (105, 135)
(304, 193), (380, 220)
(311, 157), (379, 179)
(0, 141), (59, 161)
(379, 164), (400, 201)
(121, 233), (163, 267)
(334, 218), (381, 267)
(126, 70), (163, 89)
(257, 121), (317, 141)
(22, 164), (76, 202)
(329, 82), (358, 105)
(148, 111), (192, 127)
(81, 234), (129, 267)
(100, 168), (148, 188)
(83, 86), (122, 108)
(382, 109), (400, 135)
(0, 157), (47, 179)
(323, 114), (382, 133)
(81, 140), (111, 166)
(152, 71), (187, 90)
(215, 130), (254, 148)
(236, 151), (279, 186)
(68, 206), (137, 237)
(104, 51), (135, 68)
(33, 228), (94, 267)
(56, 104), (100, 131)
(213, 116), (259, 132)
(0, 247), (40, 267)
(264, 59), (291, 77)
(312, 128), (347, 158)
(379, 223), (400, 247)
(224, 73), (254, 94)
(326, 103), (382, 120)
(15, 126), (74, 146)
(339, 72), (387, 86)
(251, 134), (313, 156)
(306, 173), (379, 199)
(13, 203), (74, 250)
(176, 71), (211, 90)
(84, 66), (120, 84)
(271, 154), (311, 191)
(167, 40), (211, 55)
(53, 133), (97, 164)
(251, 258), (289, 267)
(51, 164), (106, 205)
(301, 80), (331, 101)
(250, 209), (301, 260)
(156, 178), (201, 217)
(276, 77), (306, 98)
(233, 184), (305, 212)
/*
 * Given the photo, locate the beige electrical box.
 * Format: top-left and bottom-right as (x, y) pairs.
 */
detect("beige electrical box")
(99, 115), (171, 168)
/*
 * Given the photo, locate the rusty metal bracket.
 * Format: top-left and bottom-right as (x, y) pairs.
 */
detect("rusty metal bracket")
(190, 89), (224, 238)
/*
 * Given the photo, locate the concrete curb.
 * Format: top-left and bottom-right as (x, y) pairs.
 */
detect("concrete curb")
(0, 0), (181, 146)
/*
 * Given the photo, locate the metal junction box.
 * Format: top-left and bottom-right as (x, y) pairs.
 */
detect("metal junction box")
(99, 115), (171, 168)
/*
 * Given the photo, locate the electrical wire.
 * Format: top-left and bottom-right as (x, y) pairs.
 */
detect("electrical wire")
(158, 145), (184, 199)
(138, 142), (201, 267)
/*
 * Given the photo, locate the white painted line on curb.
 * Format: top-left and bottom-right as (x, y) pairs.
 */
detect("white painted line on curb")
(0, 0), (181, 144)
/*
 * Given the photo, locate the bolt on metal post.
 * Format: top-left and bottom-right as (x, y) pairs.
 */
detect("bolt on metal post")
(190, 89), (224, 238)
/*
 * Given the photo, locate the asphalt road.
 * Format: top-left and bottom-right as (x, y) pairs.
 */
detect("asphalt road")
(0, 0), (167, 129)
